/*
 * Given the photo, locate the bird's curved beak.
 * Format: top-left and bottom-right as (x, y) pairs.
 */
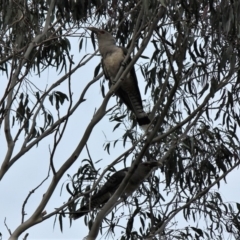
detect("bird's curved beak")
(87, 27), (100, 33)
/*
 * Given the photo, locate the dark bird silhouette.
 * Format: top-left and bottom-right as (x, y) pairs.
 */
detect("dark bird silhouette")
(71, 161), (160, 220)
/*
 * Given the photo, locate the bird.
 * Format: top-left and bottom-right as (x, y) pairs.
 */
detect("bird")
(71, 161), (160, 220)
(87, 27), (151, 131)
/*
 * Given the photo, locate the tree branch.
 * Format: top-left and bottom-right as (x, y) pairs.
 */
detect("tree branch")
(1, 0), (57, 181)
(21, 166), (51, 223)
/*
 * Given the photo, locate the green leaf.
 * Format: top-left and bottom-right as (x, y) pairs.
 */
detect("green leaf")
(49, 94), (53, 105)
(236, 202), (240, 212)
(113, 122), (121, 131)
(79, 38), (83, 52)
(90, 31), (96, 50)
(140, 55), (149, 59)
(58, 213), (63, 232)
(55, 91), (69, 104)
(191, 227), (203, 237)
(94, 63), (101, 77)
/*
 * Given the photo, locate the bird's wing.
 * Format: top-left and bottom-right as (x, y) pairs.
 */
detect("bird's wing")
(101, 58), (110, 80)
(72, 163), (160, 220)
(71, 168), (129, 219)
(119, 47), (144, 109)
(92, 167), (129, 200)
(101, 47), (144, 113)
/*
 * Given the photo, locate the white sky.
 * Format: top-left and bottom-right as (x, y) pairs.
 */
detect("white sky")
(0, 31), (240, 240)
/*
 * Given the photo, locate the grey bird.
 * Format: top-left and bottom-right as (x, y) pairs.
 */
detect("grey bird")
(71, 161), (160, 220)
(88, 27), (151, 130)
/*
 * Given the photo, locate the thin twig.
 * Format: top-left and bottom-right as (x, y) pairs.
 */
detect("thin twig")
(22, 233), (29, 240)
(21, 166), (51, 223)
(49, 144), (56, 175)
(85, 144), (93, 163)
(4, 218), (11, 235)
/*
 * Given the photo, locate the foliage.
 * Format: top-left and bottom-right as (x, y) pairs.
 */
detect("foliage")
(1, 0), (240, 239)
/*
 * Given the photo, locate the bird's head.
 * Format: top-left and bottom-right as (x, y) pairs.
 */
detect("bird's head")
(87, 27), (115, 46)
(140, 161), (161, 173)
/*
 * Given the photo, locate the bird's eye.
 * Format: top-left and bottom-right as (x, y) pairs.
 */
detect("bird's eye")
(100, 31), (105, 34)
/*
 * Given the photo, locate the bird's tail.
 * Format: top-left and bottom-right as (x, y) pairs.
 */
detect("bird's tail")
(137, 116), (150, 126)
(137, 116), (151, 132)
